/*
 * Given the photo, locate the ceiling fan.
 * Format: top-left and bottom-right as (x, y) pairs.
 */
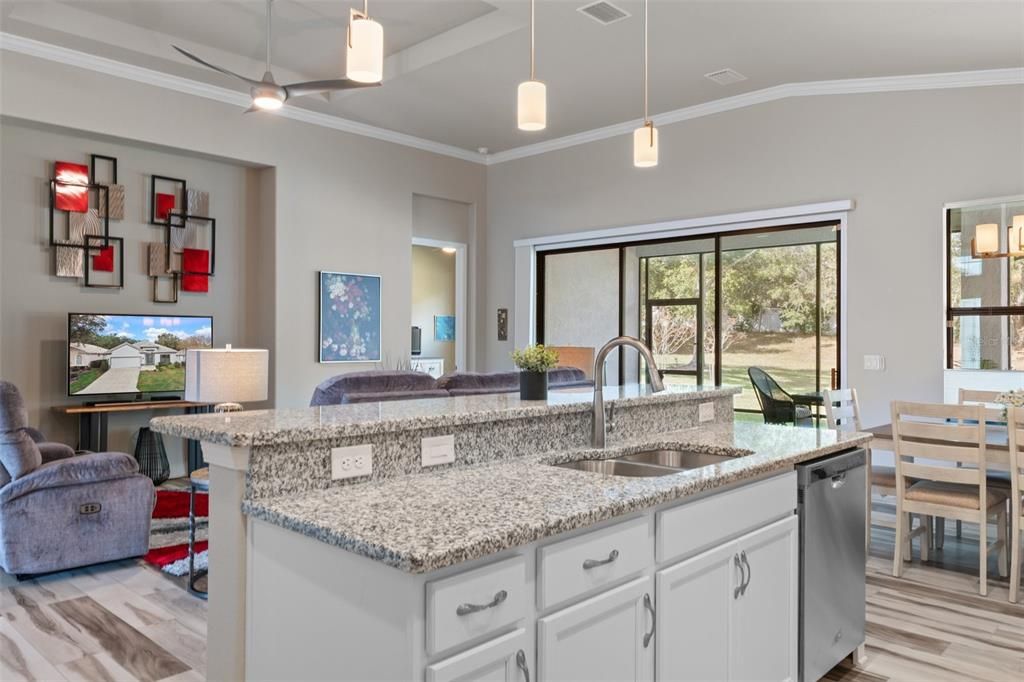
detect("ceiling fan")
(173, 0), (382, 113)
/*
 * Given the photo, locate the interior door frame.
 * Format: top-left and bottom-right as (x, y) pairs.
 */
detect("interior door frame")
(412, 237), (467, 371)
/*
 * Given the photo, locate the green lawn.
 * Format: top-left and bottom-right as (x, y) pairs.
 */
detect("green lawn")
(70, 368), (103, 393)
(136, 365), (185, 392)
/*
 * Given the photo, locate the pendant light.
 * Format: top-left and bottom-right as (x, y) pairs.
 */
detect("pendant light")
(633, 0), (658, 167)
(517, 0), (546, 131)
(347, 0), (384, 83)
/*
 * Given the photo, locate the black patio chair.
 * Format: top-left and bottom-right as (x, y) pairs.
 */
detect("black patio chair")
(747, 367), (813, 427)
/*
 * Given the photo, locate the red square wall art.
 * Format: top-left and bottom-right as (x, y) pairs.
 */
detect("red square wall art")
(156, 193), (177, 221)
(181, 273), (209, 293)
(91, 246), (115, 272)
(182, 247), (210, 292)
(54, 162), (89, 212)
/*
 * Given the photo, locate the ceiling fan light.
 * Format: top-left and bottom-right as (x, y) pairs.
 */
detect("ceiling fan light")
(347, 16), (384, 83)
(517, 80), (547, 131)
(252, 94), (283, 110)
(633, 123), (658, 168)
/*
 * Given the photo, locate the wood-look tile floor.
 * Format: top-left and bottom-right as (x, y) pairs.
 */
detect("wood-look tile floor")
(2, 522), (1021, 681)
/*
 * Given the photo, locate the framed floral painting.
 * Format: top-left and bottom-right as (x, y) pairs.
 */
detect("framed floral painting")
(318, 271), (382, 363)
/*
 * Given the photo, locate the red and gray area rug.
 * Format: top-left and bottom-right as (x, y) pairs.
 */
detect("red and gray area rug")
(143, 489), (208, 577)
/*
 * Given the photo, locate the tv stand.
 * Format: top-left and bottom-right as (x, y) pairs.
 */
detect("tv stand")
(53, 400), (213, 474)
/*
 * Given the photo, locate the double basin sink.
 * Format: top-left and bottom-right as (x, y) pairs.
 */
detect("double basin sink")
(554, 449), (735, 478)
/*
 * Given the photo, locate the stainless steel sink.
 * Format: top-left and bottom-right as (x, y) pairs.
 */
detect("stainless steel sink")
(554, 459), (682, 477)
(619, 449), (734, 470)
(553, 448), (736, 478)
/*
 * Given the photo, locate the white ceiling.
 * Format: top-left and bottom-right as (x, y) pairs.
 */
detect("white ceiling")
(3, 0), (1022, 153)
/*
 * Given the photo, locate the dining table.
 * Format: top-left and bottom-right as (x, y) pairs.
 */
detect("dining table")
(864, 422), (1011, 550)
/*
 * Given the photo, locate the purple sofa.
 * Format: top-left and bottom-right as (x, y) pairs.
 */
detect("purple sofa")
(310, 368), (593, 406)
(0, 381), (155, 576)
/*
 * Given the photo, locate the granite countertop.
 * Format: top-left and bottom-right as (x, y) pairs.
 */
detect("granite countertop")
(242, 421), (872, 574)
(150, 384), (739, 447)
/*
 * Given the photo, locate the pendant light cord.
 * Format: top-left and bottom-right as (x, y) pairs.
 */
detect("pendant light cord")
(643, 0), (649, 123)
(530, 0), (536, 80)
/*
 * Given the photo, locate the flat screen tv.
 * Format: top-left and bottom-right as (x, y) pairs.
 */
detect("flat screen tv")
(68, 313), (213, 397)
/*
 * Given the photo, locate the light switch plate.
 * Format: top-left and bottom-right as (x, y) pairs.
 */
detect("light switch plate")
(421, 434), (456, 467)
(331, 444), (373, 480)
(698, 401), (715, 423)
(864, 354), (885, 371)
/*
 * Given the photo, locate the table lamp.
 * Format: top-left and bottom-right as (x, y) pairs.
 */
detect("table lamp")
(185, 345), (269, 413)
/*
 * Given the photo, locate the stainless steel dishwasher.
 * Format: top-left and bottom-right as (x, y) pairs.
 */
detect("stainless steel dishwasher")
(797, 448), (866, 682)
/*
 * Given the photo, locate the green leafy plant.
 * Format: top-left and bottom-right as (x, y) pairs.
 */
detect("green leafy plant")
(511, 345), (560, 373)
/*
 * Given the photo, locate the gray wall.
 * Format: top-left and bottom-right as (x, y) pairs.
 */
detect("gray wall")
(1, 51), (487, 418)
(484, 86), (1024, 426)
(411, 245), (456, 369)
(0, 120), (267, 476)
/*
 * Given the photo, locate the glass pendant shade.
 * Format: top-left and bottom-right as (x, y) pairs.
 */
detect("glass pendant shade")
(975, 223), (999, 254)
(633, 124), (659, 167)
(517, 80), (547, 131)
(347, 16), (383, 83)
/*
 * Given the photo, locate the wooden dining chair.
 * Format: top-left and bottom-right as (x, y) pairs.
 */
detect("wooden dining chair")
(891, 401), (1010, 596)
(1008, 406), (1024, 603)
(954, 389), (1014, 543)
(824, 388), (897, 554)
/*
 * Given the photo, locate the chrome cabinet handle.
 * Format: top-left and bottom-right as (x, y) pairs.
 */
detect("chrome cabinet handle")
(831, 473), (847, 489)
(515, 649), (531, 682)
(642, 592), (656, 648)
(733, 553), (745, 599)
(456, 589), (508, 616)
(582, 549), (620, 570)
(740, 551), (752, 595)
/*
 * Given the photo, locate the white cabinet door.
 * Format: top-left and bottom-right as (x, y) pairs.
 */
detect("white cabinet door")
(426, 628), (531, 682)
(538, 576), (653, 682)
(729, 516), (799, 682)
(655, 540), (736, 682)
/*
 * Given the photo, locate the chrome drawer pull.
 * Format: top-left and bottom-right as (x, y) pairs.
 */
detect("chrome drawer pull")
(582, 549), (620, 570)
(516, 649), (531, 682)
(455, 589), (508, 616)
(740, 550), (752, 595)
(733, 553), (746, 599)
(642, 593), (656, 648)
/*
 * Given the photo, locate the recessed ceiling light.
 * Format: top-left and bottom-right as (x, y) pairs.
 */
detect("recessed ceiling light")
(704, 68), (748, 86)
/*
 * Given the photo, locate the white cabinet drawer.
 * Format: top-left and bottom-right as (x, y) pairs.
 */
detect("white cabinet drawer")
(538, 516), (652, 610)
(426, 555), (526, 655)
(657, 471), (796, 565)
(426, 628), (529, 682)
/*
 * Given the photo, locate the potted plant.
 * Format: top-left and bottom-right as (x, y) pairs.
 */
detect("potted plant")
(511, 344), (560, 400)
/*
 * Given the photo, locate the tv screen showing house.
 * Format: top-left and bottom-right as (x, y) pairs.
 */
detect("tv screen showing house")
(68, 313), (213, 396)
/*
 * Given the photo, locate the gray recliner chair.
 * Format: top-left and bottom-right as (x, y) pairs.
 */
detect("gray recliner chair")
(0, 381), (155, 576)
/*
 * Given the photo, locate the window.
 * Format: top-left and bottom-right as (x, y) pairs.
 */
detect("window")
(946, 198), (1024, 370)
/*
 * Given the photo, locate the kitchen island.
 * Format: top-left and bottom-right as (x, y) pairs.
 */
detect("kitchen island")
(151, 385), (870, 681)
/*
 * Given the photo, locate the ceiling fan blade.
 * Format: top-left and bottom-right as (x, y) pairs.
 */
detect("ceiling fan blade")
(243, 104), (260, 114)
(173, 45), (263, 88)
(283, 79), (381, 99)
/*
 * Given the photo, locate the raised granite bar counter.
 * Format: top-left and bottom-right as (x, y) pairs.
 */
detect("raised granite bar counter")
(242, 421), (872, 573)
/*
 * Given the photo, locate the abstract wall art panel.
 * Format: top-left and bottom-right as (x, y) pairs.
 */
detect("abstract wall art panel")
(54, 162), (89, 212)
(155, 193), (177, 221)
(152, 274), (179, 303)
(83, 235), (123, 288)
(182, 247), (211, 276)
(148, 242), (169, 276)
(149, 175), (186, 225)
(98, 184), (125, 220)
(69, 209), (102, 243)
(181, 273), (209, 293)
(319, 271), (382, 363)
(434, 315), (455, 341)
(49, 182), (109, 248)
(91, 246), (115, 272)
(55, 246), (85, 278)
(187, 188), (209, 217)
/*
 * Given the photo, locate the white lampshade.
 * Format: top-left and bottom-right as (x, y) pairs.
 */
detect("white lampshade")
(347, 16), (383, 83)
(633, 124), (658, 168)
(517, 80), (547, 131)
(185, 346), (268, 406)
(975, 223), (1000, 254)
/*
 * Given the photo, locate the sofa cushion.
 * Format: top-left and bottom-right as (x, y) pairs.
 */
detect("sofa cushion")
(342, 390), (451, 404)
(0, 429), (42, 485)
(0, 452), (140, 505)
(311, 370), (440, 406)
(0, 381), (30, 433)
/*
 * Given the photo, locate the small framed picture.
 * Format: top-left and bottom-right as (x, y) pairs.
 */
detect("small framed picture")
(318, 271), (382, 363)
(434, 315), (455, 341)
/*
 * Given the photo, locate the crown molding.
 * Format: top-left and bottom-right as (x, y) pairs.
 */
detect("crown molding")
(486, 67), (1024, 165)
(3, 32), (1021, 168)
(0, 32), (488, 165)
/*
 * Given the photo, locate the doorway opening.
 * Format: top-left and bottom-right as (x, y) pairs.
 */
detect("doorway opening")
(411, 238), (466, 377)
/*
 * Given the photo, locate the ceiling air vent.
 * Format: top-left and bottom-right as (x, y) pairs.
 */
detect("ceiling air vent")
(577, 1), (630, 26)
(704, 68), (748, 86)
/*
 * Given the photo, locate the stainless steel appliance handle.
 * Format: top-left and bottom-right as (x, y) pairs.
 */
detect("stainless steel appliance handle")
(515, 649), (531, 682)
(582, 549), (620, 570)
(642, 593), (656, 648)
(733, 553), (746, 599)
(456, 589), (508, 616)
(740, 551), (752, 595)
(830, 473), (847, 489)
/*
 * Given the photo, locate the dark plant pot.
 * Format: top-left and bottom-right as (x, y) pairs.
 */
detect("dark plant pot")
(519, 370), (549, 400)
